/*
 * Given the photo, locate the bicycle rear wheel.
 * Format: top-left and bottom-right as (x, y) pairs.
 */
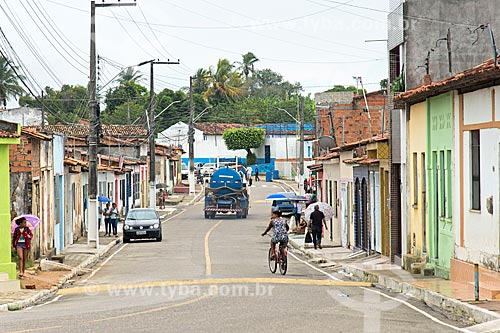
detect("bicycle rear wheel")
(279, 246), (287, 275)
(268, 248), (277, 274)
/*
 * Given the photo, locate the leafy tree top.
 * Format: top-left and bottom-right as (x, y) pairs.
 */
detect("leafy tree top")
(0, 56), (24, 106)
(324, 85), (365, 95)
(222, 127), (265, 152)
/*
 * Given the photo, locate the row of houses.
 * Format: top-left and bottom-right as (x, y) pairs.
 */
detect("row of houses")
(1, 119), (184, 272)
(311, 58), (500, 294)
(157, 121), (316, 179)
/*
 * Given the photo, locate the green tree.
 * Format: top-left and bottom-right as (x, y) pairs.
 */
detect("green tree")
(20, 84), (88, 123)
(222, 127), (265, 164)
(238, 52), (259, 79)
(324, 85), (365, 94)
(101, 101), (144, 125)
(204, 59), (245, 104)
(104, 80), (148, 114)
(192, 68), (211, 94)
(0, 56), (24, 106)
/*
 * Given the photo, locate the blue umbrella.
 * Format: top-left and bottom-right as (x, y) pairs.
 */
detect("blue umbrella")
(98, 195), (111, 203)
(289, 195), (308, 201)
(265, 192), (295, 201)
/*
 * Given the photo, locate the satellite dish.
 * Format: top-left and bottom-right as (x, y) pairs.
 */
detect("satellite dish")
(318, 136), (336, 150)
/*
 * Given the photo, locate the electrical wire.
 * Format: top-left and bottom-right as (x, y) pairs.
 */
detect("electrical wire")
(138, 5), (193, 74)
(314, 0), (480, 28)
(31, 0), (88, 65)
(0, 2), (63, 87)
(19, 1), (88, 75)
(161, 0), (374, 60)
(200, 0), (384, 55)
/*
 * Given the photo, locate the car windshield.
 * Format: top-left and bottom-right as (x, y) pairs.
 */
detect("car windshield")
(182, 164), (188, 170)
(126, 210), (157, 220)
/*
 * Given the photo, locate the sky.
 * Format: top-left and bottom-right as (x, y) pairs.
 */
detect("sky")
(0, 0), (390, 107)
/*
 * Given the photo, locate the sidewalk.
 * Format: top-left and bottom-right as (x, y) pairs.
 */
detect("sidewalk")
(0, 193), (198, 312)
(288, 234), (500, 325)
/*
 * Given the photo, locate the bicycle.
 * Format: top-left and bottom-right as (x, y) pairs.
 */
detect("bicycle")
(268, 241), (287, 275)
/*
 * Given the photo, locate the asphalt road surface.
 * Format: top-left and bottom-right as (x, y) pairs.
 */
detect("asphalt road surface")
(0, 182), (469, 333)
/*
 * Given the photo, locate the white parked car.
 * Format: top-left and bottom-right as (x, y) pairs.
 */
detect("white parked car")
(200, 163), (217, 176)
(181, 163), (188, 180)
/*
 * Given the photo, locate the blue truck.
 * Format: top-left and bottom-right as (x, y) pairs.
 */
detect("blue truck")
(204, 167), (249, 219)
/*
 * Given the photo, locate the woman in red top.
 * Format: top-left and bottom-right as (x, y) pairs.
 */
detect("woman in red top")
(12, 217), (33, 278)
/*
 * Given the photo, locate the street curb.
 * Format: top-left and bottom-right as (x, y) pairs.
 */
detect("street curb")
(2, 238), (121, 311)
(342, 264), (500, 324)
(272, 179), (297, 194)
(289, 235), (500, 325)
(187, 186), (205, 206)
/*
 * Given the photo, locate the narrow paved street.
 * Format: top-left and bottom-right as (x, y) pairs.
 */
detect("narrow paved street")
(0, 183), (467, 333)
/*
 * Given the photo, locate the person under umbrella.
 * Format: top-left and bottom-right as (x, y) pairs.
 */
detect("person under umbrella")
(11, 217), (33, 278)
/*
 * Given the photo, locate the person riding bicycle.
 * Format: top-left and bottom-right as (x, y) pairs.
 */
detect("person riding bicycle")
(261, 207), (289, 258)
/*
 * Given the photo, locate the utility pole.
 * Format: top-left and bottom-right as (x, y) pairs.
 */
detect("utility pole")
(41, 90), (44, 131)
(139, 59), (180, 209)
(299, 96), (305, 195)
(89, 0), (135, 248)
(189, 75), (211, 194)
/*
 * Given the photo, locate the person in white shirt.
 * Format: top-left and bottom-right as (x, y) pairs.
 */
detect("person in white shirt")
(246, 166), (253, 186)
(293, 200), (303, 228)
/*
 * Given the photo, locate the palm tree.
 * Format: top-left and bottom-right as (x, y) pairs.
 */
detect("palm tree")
(192, 68), (211, 94)
(204, 59), (245, 103)
(116, 67), (143, 84)
(238, 52), (259, 79)
(0, 56), (24, 106)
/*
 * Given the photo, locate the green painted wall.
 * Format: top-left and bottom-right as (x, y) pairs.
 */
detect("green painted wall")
(0, 144), (16, 279)
(426, 92), (454, 279)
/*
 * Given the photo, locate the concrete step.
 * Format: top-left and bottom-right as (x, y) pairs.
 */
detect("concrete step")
(0, 279), (20, 292)
(466, 281), (500, 300)
(0, 272), (9, 281)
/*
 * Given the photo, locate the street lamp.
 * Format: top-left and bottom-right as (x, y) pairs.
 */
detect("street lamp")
(138, 59), (180, 209)
(154, 100), (182, 120)
(193, 106), (213, 123)
(189, 75), (212, 194)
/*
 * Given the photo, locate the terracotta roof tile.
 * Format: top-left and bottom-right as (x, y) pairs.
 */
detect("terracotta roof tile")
(395, 57), (500, 104)
(194, 122), (242, 135)
(0, 129), (19, 138)
(43, 124), (148, 138)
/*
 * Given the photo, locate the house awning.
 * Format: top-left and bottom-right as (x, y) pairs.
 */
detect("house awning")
(307, 163), (323, 172)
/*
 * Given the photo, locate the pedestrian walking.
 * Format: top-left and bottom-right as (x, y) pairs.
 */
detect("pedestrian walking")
(98, 204), (103, 232)
(254, 166), (260, 181)
(308, 205), (328, 249)
(11, 217), (33, 278)
(293, 200), (303, 228)
(159, 189), (166, 209)
(109, 203), (120, 237)
(246, 166), (253, 186)
(103, 202), (111, 236)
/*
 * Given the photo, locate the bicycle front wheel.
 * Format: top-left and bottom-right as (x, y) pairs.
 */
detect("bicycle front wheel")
(268, 248), (277, 274)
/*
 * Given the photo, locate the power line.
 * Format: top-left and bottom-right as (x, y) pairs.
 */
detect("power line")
(200, 0), (384, 55)
(19, 1), (88, 75)
(0, 1), (63, 87)
(161, 0), (375, 60)
(314, 0), (480, 28)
